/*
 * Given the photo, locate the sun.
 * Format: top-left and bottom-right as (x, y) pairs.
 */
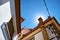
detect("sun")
(34, 13), (46, 23)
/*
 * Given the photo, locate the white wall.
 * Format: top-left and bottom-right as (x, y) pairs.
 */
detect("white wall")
(35, 31), (44, 40)
(0, 1), (11, 26)
(0, 1), (11, 40)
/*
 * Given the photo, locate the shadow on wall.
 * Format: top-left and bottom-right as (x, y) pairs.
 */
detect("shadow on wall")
(0, 0), (9, 5)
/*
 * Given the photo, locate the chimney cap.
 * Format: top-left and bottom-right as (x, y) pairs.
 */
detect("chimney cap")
(48, 16), (51, 18)
(38, 17), (43, 21)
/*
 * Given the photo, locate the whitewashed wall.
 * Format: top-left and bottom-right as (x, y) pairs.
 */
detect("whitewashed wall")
(0, 1), (11, 40)
(0, 0), (17, 39)
(0, 1), (11, 26)
(35, 31), (44, 40)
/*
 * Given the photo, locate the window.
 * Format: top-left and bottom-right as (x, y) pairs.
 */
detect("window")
(1, 23), (11, 40)
(46, 25), (59, 40)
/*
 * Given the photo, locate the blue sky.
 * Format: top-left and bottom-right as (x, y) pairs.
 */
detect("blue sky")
(21, 0), (60, 28)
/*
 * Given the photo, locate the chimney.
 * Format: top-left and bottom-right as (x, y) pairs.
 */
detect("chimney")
(38, 17), (43, 25)
(48, 16), (51, 20)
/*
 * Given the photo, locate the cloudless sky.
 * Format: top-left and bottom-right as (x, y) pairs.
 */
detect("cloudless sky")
(21, 0), (60, 28)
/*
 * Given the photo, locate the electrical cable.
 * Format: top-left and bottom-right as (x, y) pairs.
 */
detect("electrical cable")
(42, 0), (59, 40)
(43, 0), (50, 16)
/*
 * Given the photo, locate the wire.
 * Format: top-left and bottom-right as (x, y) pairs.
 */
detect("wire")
(42, 0), (59, 40)
(43, 0), (50, 16)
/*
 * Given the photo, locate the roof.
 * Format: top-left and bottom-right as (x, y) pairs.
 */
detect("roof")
(18, 16), (60, 39)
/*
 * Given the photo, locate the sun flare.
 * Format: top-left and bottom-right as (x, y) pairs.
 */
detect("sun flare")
(34, 13), (46, 23)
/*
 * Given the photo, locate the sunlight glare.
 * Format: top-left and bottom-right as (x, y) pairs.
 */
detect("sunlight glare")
(34, 13), (46, 23)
